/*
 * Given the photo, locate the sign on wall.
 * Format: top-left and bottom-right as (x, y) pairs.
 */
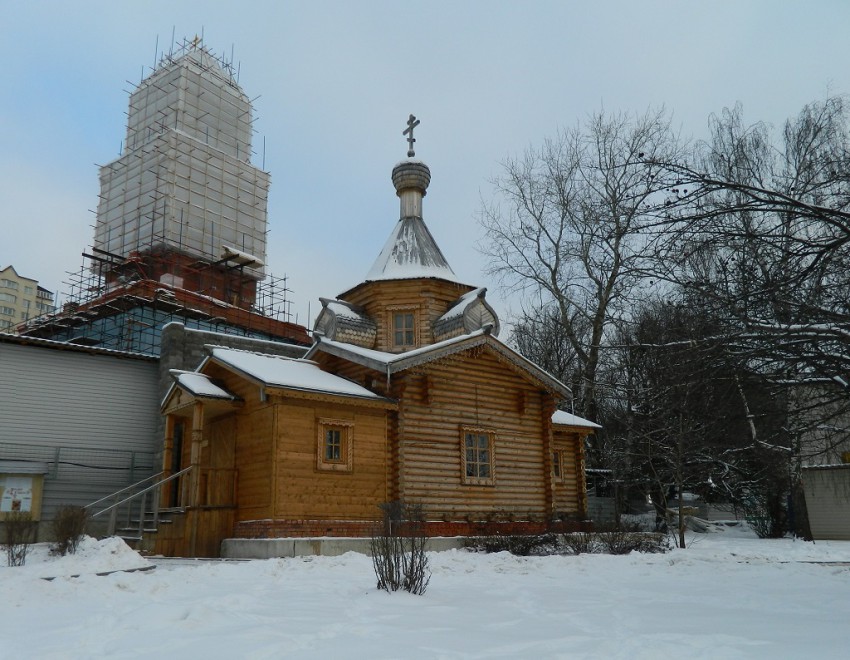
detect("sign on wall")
(0, 475), (34, 512)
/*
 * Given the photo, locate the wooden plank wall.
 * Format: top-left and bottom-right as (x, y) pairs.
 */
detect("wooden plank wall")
(272, 399), (388, 520)
(154, 508), (234, 558)
(233, 406), (274, 521)
(203, 363), (275, 522)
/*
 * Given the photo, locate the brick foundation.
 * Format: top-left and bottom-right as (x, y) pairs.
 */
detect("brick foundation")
(233, 518), (591, 539)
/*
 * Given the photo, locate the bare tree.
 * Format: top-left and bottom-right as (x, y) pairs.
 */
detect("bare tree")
(618, 298), (793, 541)
(510, 305), (580, 387)
(645, 97), (850, 471)
(480, 109), (682, 434)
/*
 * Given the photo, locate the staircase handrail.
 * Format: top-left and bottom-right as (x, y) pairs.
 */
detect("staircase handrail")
(90, 466), (195, 520)
(84, 471), (166, 512)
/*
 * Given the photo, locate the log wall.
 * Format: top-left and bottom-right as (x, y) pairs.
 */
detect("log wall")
(394, 348), (567, 520)
(552, 429), (587, 517)
(342, 279), (473, 351)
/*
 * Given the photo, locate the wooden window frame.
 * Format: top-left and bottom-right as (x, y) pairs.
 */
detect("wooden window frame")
(389, 306), (418, 350)
(552, 449), (564, 482)
(461, 427), (496, 486)
(317, 418), (354, 473)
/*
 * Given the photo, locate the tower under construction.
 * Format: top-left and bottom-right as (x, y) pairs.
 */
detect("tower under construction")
(18, 38), (309, 353)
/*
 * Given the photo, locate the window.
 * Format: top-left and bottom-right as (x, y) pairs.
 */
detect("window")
(23, 286), (33, 295)
(461, 428), (495, 485)
(325, 428), (342, 461)
(0, 279), (18, 290)
(552, 450), (562, 480)
(0, 292), (16, 304)
(317, 418), (353, 472)
(392, 310), (416, 348)
(0, 307), (14, 317)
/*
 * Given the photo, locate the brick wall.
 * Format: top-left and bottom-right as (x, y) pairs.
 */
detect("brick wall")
(233, 518), (591, 538)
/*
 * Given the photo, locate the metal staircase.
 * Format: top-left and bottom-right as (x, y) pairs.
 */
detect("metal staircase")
(85, 466), (193, 551)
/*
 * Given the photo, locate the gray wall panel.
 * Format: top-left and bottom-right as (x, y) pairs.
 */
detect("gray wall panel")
(0, 341), (159, 530)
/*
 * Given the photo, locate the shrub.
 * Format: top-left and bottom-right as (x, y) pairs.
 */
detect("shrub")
(560, 531), (599, 555)
(4, 511), (39, 567)
(467, 526), (671, 557)
(371, 501), (431, 595)
(597, 527), (670, 555)
(742, 492), (787, 539)
(51, 505), (88, 556)
(466, 533), (558, 556)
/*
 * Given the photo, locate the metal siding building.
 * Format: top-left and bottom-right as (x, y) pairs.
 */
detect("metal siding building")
(802, 465), (850, 541)
(0, 335), (159, 532)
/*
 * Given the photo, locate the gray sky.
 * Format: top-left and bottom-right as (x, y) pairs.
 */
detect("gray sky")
(3, 1), (849, 329)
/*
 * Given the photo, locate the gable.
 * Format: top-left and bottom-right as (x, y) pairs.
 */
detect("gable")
(307, 330), (571, 400)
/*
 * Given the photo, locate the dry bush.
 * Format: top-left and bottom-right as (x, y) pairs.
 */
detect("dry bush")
(51, 505), (88, 556)
(466, 533), (558, 556)
(4, 511), (39, 567)
(560, 531), (600, 555)
(371, 501), (430, 595)
(593, 522), (670, 554)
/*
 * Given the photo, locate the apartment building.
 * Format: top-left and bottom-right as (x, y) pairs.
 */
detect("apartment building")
(0, 265), (55, 331)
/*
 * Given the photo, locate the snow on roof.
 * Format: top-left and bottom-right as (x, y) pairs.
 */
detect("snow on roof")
(161, 322), (308, 356)
(208, 347), (384, 400)
(440, 287), (486, 322)
(0, 331), (156, 361)
(309, 329), (572, 398)
(393, 158), (427, 168)
(364, 216), (462, 283)
(552, 410), (601, 429)
(171, 370), (236, 400)
(312, 329), (490, 368)
(321, 298), (370, 322)
(221, 245), (264, 268)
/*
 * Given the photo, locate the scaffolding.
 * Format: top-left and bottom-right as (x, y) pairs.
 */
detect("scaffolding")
(16, 37), (308, 355)
(17, 246), (303, 356)
(93, 39), (268, 282)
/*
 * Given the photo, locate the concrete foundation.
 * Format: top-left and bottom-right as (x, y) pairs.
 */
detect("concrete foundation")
(221, 536), (467, 559)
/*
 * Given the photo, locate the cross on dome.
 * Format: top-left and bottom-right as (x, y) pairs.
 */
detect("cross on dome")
(403, 114), (420, 157)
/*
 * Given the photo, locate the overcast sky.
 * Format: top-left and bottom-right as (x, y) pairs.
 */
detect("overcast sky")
(3, 1), (850, 329)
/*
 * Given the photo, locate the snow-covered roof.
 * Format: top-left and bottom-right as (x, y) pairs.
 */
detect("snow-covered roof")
(364, 216), (461, 283)
(441, 288), (485, 322)
(307, 329), (571, 398)
(433, 287), (500, 338)
(170, 370), (236, 400)
(308, 329), (488, 369)
(0, 331), (156, 361)
(207, 346), (386, 401)
(552, 409), (601, 430)
(313, 298), (377, 346)
(221, 245), (264, 268)
(324, 300), (363, 320)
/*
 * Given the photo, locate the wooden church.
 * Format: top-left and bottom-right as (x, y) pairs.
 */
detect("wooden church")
(159, 121), (599, 556)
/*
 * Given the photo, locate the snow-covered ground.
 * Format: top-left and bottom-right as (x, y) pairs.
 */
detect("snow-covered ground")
(1, 529), (848, 659)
